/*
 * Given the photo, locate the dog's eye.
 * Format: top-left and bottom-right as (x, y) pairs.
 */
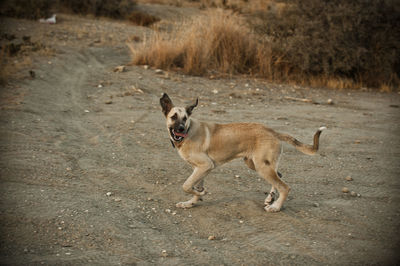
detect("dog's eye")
(171, 113), (178, 120)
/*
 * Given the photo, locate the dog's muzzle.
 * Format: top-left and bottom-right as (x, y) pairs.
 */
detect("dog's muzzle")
(170, 127), (187, 142)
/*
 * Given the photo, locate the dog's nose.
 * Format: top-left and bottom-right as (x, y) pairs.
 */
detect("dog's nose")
(177, 124), (185, 133)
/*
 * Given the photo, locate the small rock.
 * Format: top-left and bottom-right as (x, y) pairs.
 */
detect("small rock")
(84, 110), (90, 113)
(155, 69), (164, 74)
(212, 89), (218, 94)
(327, 98), (334, 105)
(114, 197), (122, 202)
(98, 84), (103, 88)
(354, 140), (361, 144)
(143, 65), (149, 69)
(208, 235), (216, 240)
(113, 65), (126, 72)
(342, 187), (349, 193)
(106, 192), (112, 197)
(350, 191), (357, 197)
(165, 209), (171, 213)
(345, 176), (353, 181)
(161, 250), (168, 257)
(234, 174), (240, 178)
(239, 220), (244, 224)
(313, 202), (320, 207)
(105, 100), (112, 104)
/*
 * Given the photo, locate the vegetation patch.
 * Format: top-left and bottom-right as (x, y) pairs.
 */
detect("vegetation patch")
(130, 11), (281, 78)
(131, 1), (399, 90)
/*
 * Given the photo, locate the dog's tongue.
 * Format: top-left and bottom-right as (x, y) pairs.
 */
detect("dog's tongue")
(174, 131), (187, 138)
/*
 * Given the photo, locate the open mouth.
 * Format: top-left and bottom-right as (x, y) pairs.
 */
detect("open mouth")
(170, 128), (187, 142)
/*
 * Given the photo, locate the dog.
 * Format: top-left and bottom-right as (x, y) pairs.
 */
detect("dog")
(160, 93), (325, 212)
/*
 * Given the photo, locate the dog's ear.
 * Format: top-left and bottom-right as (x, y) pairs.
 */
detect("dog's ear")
(186, 98), (198, 116)
(160, 93), (174, 116)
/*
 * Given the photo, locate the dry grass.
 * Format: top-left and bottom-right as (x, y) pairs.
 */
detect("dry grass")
(0, 37), (54, 85)
(129, 11), (282, 78)
(0, 52), (33, 85)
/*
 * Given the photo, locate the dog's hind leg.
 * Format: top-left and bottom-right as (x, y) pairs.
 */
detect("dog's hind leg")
(254, 157), (289, 212)
(245, 156), (281, 206)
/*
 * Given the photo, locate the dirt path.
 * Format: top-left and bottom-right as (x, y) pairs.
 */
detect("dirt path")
(1, 12), (400, 265)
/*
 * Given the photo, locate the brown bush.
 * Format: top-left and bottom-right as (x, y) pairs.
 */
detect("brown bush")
(251, 0), (400, 89)
(130, 11), (281, 78)
(0, 0), (53, 20)
(127, 11), (160, 26)
(59, 0), (136, 19)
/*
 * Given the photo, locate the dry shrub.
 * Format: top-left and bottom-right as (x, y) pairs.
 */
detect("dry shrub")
(59, 0), (136, 19)
(251, 0), (400, 89)
(130, 11), (282, 78)
(0, 0), (138, 20)
(128, 10), (160, 26)
(0, 0), (53, 20)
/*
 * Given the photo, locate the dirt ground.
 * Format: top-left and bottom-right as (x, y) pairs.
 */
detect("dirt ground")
(1, 6), (400, 266)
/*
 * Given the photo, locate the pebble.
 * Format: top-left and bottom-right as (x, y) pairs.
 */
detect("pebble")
(161, 250), (168, 257)
(114, 197), (122, 202)
(313, 202), (320, 207)
(350, 191), (357, 197)
(212, 89), (218, 94)
(143, 65), (149, 69)
(239, 220), (244, 224)
(342, 187), (349, 193)
(208, 235), (216, 240)
(106, 192), (112, 197)
(113, 65), (125, 72)
(345, 176), (353, 181)
(327, 98), (334, 105)
(155, 69), (164, 74)
(105, 100), (112, 104)
(234, 174), (240, 178)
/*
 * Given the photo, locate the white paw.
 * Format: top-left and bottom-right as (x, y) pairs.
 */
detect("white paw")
(264, 203), (281, 213)
(176, 201), (195, 209)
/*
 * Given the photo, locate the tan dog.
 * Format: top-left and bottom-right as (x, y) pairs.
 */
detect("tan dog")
(160, 93), (325, 212)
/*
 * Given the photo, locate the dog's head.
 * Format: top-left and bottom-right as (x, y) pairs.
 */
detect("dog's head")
(160, 93), (198, 142)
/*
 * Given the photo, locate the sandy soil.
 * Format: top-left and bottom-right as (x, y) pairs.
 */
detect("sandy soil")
(1, 7), (400, 265)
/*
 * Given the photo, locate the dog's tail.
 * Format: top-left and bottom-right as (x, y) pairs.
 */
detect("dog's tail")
(275, 126), (326, 155)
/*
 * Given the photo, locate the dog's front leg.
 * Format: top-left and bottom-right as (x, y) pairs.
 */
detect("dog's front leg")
(176, 161), (213, 209)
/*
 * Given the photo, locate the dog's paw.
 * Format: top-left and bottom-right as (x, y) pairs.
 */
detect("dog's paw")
(176, 201), (195, 209)
(264, 203), (281, 213)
